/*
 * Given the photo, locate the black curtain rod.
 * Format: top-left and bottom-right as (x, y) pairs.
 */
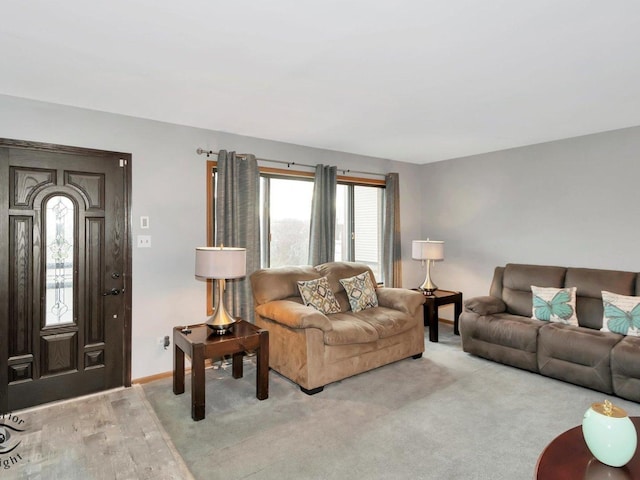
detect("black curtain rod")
(196, 148), (387, 178)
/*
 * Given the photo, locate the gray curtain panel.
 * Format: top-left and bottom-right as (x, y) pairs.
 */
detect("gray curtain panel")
(215, 150), (261, 323)
(308, 164), (337, 266)
(382, 172), (402, 287)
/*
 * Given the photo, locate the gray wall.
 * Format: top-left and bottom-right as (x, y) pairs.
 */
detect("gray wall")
(0, 94), (425, 379)
(421, 126), (640, 305)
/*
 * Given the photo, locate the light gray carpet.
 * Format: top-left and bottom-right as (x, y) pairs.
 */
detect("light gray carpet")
(142, 324), (640, 480)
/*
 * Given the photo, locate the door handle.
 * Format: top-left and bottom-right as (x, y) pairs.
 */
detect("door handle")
(102, 288), (121, 296)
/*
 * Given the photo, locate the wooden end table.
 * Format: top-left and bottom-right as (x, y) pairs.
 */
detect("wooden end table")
(416, 289), (463, 343)
(535, 417), (640, 479)
(173, 319), (269, 421)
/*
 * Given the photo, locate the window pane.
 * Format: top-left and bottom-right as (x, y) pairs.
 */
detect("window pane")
(266, 177), (313, 267)
(45, 195), (74, 325)
(354, 186), (383, 282)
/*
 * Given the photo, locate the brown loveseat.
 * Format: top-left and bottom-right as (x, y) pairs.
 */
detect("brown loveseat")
(460, 263), (640, 402)
(250, 262), (425, 394)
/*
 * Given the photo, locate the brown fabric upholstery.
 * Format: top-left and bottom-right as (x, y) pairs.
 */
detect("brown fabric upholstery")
(611, 337), (640, 402)
(464, 296), (506, 316)
(566, 267), (636, 329)
(502, 264), (566, 317)
(538, 323), (621, 393)
(250, 265), (319, 305)
(460, 312), (542, 372)
(251, 262), (425, 392)
(461, 263), (639, 401)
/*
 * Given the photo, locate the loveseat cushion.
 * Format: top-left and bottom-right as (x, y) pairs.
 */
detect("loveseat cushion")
(255, 300), (333, 331)
(354, 306), (417, 339)
(251, 265), (320, 305)
(323, 314), (379, 345)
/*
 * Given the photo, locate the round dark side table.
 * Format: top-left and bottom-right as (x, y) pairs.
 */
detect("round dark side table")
(535, 417), (640, 479)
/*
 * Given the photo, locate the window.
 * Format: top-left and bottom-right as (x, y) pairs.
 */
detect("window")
(207, 161), (386, 281)
(260, 175), (314, 267)
(335, 183), (385, 282)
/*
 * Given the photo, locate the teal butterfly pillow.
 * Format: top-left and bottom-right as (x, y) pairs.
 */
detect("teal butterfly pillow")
(531, 286), (578, 325)
(601, 291), (640, 336)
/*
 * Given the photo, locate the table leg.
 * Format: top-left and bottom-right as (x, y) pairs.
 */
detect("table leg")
(454, 296), (462, 336)
(232, 352), (243, 379)
(191, 344), (205, 421)
(173, 342), (185, 395)
(428, 302), (439, 343)
(256, 330), (269, 400)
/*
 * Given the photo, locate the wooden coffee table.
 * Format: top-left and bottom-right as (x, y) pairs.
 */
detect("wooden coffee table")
(173, 319), (269, 421)
(535, 416), (640, 479)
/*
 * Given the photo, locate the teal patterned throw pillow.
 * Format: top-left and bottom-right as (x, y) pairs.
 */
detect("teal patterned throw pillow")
(601, 291), (640, 336)
(339, 271), (378, 313)
(297, 276), (341, 314)
(531, 286), (578, 325)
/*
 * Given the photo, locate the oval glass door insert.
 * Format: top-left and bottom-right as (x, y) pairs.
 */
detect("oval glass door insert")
(45, 195), (74, 325)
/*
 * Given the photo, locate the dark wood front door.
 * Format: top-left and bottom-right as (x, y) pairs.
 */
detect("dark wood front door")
(0, 139), (132, 412)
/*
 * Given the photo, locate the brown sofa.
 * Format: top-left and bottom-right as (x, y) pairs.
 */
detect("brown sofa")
(460, 263), (640, 402)
(250, 262), (425, 394)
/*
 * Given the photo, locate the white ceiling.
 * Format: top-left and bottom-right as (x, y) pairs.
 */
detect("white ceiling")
(2, 1), (640, 164)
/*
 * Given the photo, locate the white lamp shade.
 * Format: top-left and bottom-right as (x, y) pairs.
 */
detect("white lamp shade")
(195, 247), (246, 279)
(412, 240), (444, 261)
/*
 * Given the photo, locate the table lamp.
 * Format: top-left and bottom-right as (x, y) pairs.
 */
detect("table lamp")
(412, 239), (444, 294)
(195, 246), (246, 334)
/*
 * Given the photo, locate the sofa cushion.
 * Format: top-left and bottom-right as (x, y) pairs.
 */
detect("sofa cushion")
(531, 286), (578, 325)
(502, 264), (566, 317)
(601, 291), (640, 336)
(460, 311), (541, 372)
(323, 314), (379, 345)
(566, 267), (636, 329)
(339, 271), (378, 312)
(611, 336), (640, 402)
(538, 323), (622, 393)
(468, 313), (542, 353)
(297, 277), (341, 314)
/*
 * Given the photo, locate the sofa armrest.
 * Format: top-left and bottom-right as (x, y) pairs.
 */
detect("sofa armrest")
(376, 288), (425, 316)
(464, 296), (506, 315)
(255, 300), (333, 331)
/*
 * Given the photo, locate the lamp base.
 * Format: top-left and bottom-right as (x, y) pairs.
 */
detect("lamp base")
(206, 320), (235, 335)
(206, 278), (237, 335)
(418, 260), (438, 295)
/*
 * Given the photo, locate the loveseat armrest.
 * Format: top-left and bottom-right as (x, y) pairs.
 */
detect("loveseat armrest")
(255, 300), (333, 331)
(464, 296), (506, 315)
(376, 288), (425, 316)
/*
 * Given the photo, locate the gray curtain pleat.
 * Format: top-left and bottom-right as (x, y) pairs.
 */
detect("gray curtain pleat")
(215, 150), (261, 323)
(308, 164), (337, 266)
(382, 173), (402, 287)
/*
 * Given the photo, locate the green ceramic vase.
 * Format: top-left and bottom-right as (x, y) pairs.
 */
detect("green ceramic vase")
(582, 400), (637, 468)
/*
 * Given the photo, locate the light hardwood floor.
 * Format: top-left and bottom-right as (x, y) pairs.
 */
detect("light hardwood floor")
(5, 385), (192, 480)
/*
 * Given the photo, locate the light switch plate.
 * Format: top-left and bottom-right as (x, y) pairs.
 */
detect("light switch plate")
(140, 216), (150, 229)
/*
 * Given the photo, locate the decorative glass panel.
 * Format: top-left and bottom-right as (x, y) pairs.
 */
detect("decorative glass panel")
(45, 196), (74, 325)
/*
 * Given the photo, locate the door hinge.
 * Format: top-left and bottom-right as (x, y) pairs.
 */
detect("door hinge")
(119, 159), (127, 167)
